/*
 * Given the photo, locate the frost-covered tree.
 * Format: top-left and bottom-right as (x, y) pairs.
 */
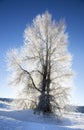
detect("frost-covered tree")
(7, 11), (73, 115)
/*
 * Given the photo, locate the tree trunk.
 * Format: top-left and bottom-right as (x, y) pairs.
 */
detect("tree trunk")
(35, 63), (52, 114)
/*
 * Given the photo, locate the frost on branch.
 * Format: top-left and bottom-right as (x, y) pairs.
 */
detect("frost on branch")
(7, 11), (73, 116)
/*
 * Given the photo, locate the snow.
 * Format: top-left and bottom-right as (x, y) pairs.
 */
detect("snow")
(0, 101), (84, 130)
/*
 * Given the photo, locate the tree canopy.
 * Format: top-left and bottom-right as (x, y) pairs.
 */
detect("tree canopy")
(7, 11), (73, 115)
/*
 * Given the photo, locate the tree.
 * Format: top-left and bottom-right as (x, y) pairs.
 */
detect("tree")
(7, 11), (73, 115)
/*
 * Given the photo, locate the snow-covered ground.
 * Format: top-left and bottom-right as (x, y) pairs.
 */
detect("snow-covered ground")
(0, 101), (84, 130)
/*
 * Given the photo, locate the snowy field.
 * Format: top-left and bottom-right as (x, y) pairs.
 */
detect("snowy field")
(0, 101), (84, 130)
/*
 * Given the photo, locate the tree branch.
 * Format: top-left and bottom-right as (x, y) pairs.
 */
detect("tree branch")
(31, 70), (43, 76)
(18, 64), (42, 93)
(51, 73), (72, 81)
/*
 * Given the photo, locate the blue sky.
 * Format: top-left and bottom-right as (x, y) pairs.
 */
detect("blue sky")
(0, 0), (84, 105)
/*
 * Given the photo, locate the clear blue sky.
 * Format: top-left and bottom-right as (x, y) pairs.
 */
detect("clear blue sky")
(0, 0), (84, 105)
